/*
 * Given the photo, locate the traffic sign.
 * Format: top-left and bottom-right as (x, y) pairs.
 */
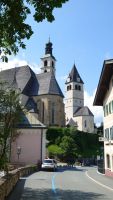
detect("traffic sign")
(99, 137), (108, 142)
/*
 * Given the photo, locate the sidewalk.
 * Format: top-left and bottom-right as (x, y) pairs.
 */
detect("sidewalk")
(87, 166), (113, 190)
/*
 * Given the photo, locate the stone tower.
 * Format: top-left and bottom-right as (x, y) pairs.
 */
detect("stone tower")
(40, 39), (56, 75)
(65, 64), (84, 121)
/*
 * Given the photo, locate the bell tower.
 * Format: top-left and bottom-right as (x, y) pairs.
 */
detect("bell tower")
(65, 64), (84, 121)
(40, 39), (56, 74)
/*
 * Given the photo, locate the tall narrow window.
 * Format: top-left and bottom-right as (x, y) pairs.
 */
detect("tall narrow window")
(78, 85), (81, 90)
(84, 120), (87, 128)
(103, 106), (106, 117)
(110, 127), (113, 140)
(75, 85), (78, 90)
(42, 102), (44, 123)
(52, 61), (54, 67)
(44, 60), (47, 66)
(52, 103), (55, 124)
(67, 85), (71, 91)
(105, 128), (109, 140)
(106, 154), (110, 168)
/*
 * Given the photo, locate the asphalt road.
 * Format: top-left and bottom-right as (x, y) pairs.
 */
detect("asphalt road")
(7, 166), (113, 200)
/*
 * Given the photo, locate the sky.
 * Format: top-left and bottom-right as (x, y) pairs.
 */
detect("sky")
(1, 0), (113, 125)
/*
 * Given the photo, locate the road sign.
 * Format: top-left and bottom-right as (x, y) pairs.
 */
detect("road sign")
(99, 137), (108, 142)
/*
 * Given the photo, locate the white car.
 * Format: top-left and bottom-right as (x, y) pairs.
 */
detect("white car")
(41, 159), (57, 171)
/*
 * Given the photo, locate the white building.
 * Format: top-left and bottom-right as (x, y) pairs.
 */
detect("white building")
(65, 64), (94, 133)
(94, 59), (113, 177)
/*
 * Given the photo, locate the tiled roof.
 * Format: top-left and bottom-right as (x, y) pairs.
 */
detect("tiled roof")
(74, 106), (94, 117)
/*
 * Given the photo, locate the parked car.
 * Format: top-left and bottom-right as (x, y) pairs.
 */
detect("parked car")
(41, 158), (57, 171)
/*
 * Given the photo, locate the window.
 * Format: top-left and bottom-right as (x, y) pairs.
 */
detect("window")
(75, 85), (78, 90)
(106, 105), (108, 116)
(52, 103), (55, 124)
(103, 106), (106, 117)
(106, 154), (110, 168)
(84, 120), (87, 128)
(105, 128), (109, 140)
(42, 102), (44, 123)
(110, 127), (113, 140)
(67, 85), (71, 91)
(109, 102), (112, 114)
(112, 101), (113, 113)
(75, 84), (81, 90)
(78, 85), (81, 90)
(52, 61), (54, 67)
(44, 60), (47, 66)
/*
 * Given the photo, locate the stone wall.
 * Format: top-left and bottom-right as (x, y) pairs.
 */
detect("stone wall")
(0, 165), (37, 200)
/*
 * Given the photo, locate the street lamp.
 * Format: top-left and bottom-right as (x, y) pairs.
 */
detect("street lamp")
(17, 146), (21, 161)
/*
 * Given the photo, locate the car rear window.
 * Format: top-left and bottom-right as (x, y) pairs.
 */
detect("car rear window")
(43, 159), (53, 163)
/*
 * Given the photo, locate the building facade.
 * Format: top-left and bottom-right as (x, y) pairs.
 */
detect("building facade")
(94, 59), (113, 177)
(65, 64), (94, 133)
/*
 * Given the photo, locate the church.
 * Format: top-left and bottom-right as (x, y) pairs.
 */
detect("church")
(65, 64), (94, 133)
(0, 40), (65, 165)
(0, 40), (65, 127)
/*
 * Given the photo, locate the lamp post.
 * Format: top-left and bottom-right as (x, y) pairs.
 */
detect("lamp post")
(17, 146), (21, 161)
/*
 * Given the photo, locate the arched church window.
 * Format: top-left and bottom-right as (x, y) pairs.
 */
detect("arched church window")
(42, 102), (44, 123)
(67, 85), (71, 91)
(78, 85), (81, 90)
(44, 69), (47, 73)
(44, 60), (47, 66)
(75, 85), (78, 90)
(52, 102), (55, 124)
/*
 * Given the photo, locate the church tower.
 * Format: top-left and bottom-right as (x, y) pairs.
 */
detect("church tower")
(40, 39), (56, 74)
(65, 64), (84, 121)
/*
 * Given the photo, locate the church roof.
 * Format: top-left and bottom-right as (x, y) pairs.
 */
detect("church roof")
(25, 97), (38, 113)
(0, 65), (64, 98)
(66, 64), (84, 84)
(67, 118), (78, 127)
(36, 72), (64, 97)
(74, 106), (94, 117)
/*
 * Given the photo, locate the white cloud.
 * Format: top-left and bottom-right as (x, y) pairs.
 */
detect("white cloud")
(0, 58), (41, 73)
(0, 58), (28, 71)
(84, 89), (103, 126)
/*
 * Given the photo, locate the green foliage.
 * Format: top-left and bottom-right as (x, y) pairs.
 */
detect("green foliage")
(0, 82), (22, 170)
(48, 144), (63, 157)
(47, 127), (101, 161)
(0, 0), (69, 61)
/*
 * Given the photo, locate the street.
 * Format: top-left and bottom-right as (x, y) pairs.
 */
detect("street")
(7, 166), (113, 200)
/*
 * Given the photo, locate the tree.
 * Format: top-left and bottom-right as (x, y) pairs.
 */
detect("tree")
(60, 135), (77, 164)
(0, 0), (69, 62)
(48, 144), (63, 158)
(0, 82), (22, 170)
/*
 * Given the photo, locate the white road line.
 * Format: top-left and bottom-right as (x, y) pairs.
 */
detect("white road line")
(86, 171), (113, 192)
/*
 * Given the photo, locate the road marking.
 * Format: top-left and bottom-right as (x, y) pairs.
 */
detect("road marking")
(86, 171), (113, 192)
(52, 173), (57, 194)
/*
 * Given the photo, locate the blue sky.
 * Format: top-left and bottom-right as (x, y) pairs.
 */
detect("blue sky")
(1, 0), (113, 125)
